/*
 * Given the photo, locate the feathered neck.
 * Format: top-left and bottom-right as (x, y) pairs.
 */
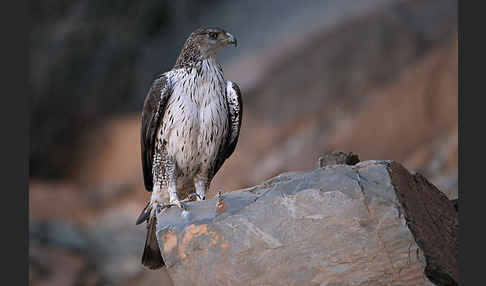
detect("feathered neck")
(173, 53), (223, 83)
(174, 38), (206, 69)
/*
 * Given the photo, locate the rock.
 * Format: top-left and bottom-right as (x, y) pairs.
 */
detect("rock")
(318, 151), (360, 167)
(155, 160), (457, 286)
(389, 165), (458, 286)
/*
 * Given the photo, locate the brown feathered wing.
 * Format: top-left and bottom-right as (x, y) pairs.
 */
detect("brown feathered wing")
(140, 74), (171, 192)
(210, 81), (243, 179)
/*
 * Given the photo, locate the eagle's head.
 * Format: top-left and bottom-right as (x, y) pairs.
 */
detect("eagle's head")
(190, 27), (237, 56)
(175, 27), (237, 68)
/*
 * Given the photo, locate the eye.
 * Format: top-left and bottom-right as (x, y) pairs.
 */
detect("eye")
(209, 32), (218, 40)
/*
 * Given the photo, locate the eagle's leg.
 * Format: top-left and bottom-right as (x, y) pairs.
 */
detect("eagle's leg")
(167, 180), (186, 209)
(150, 185), (167, 212)
(163, 157), (186, 210)
(194, 177), (208, 201)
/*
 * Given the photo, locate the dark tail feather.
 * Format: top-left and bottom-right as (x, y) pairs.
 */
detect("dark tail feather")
(142, 215), (165, 269)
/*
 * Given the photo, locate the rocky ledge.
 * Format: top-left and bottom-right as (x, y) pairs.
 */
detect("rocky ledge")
(155, 156), (457, 286)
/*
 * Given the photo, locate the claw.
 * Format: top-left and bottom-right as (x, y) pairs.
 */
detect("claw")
(182, 193), (198, 202)
(136, 201), (174, 225)
(155, 203), (171, 214)
(166, 196), (186, 210)
(136, 202), (151, 225)
(175, 200), (187, 210)
(196, 194), (205, 201)
(183, 192), (206, 201)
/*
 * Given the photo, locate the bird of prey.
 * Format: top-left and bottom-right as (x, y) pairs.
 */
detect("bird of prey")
(136, 27), (243, 269)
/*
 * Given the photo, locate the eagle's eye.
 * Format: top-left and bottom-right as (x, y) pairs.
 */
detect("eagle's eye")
(209, 32), (218, 40)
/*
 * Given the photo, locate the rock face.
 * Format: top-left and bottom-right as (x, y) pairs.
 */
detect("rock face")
(156, 160), (457, 286)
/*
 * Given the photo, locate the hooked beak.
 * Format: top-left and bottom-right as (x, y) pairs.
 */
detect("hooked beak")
(224, 32), (237, 47)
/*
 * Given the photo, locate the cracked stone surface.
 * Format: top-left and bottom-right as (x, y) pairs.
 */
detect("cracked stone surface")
(156, 160), (456, 286)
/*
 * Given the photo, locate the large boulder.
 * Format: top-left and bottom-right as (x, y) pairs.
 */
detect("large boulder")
(156, 159), (457, 286)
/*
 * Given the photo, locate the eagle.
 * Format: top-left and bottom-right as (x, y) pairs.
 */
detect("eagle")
(135, 27), (243, 269)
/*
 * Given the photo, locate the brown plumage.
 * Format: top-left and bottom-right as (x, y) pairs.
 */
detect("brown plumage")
(137, 27), (242, 269)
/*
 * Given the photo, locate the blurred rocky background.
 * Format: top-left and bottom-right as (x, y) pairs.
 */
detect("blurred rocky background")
(29, 0), (458, 285)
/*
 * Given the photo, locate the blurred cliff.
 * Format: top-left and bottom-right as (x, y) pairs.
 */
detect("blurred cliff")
(29, 0), (458, 285)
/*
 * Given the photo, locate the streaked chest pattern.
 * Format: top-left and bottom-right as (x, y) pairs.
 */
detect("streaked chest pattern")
(158, 59), (229, 175)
